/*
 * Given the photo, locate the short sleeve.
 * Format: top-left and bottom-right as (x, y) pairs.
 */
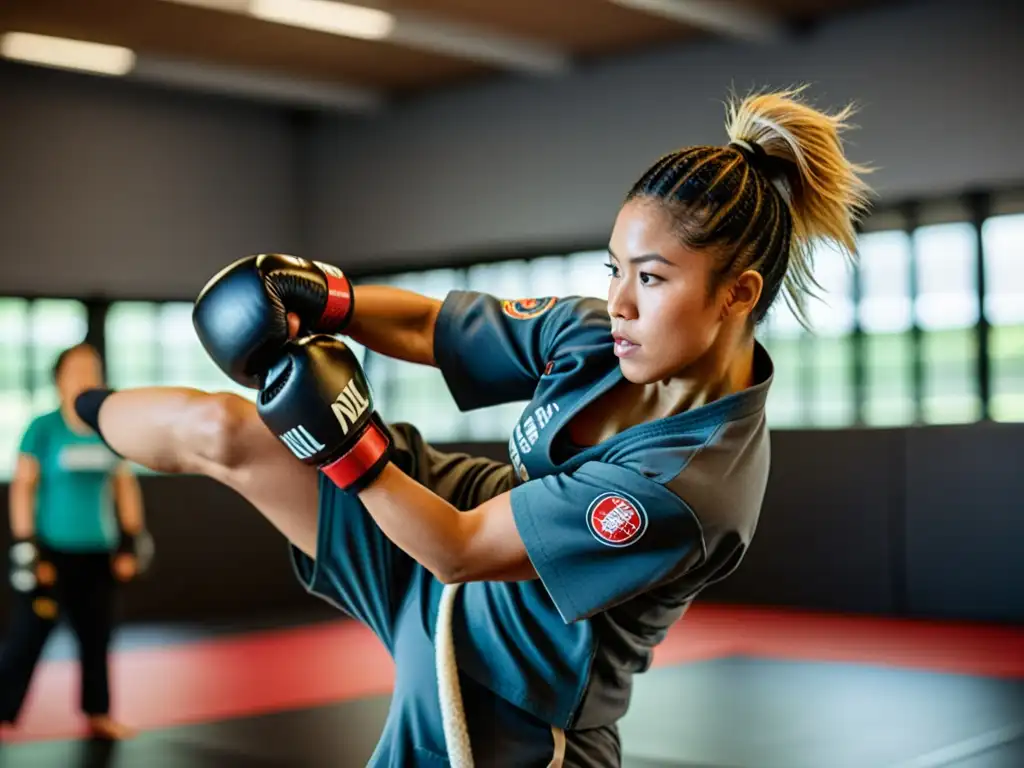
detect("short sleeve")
(433, 291), (606, 411)
(287, 474), (414, 653)
(509, 461), (706, 623)
(18, 416), (45, 460)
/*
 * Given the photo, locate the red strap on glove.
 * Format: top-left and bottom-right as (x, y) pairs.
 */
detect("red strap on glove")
(313, 261), (354, 332)
(320, 418), (392, 492)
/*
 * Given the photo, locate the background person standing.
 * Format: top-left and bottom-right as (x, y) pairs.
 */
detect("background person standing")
(1, 342), (149, 740)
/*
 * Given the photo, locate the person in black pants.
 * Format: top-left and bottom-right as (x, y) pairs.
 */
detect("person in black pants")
(1, 343), (150, 740)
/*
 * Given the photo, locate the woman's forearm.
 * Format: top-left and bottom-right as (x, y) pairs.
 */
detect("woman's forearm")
(358, 463), (465, 582)
(113, 469), (145, 535)
(357, 464), (536, 584)
(9, 480), (36, 540)
(344, 286), (442, 367)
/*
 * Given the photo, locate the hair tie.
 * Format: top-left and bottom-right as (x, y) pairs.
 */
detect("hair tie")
(729, 140), (794, 204)
(729, 139), (770, 169)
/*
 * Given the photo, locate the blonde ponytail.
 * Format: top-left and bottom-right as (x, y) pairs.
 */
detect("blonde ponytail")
(725, 86), (874, 325)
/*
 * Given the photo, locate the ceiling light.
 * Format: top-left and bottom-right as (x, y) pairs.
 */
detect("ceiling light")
(249, 0), (395, 40)
(0, 32), (135, 76)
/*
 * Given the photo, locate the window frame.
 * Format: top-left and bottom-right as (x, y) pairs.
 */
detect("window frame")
(3, 186), (1023, 462)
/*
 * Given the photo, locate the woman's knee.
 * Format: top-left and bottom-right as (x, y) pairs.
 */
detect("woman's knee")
(180, 391), (261, 472)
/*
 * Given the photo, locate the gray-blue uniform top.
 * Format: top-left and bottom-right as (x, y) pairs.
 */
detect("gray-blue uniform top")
(293, 290), (774, 739)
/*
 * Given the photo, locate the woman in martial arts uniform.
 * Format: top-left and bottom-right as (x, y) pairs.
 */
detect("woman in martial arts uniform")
(72, 87), (871, 765)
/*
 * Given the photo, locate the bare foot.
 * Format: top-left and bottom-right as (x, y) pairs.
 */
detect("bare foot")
(87, 716), (136, 740)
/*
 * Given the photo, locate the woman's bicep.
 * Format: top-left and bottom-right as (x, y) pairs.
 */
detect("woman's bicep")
(12, 453), (40, 488)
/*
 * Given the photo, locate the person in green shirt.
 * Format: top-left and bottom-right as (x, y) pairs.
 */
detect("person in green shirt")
(1, 342), (148, 740)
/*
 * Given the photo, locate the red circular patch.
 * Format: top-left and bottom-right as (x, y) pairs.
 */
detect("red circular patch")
(587, 493), (647, 547)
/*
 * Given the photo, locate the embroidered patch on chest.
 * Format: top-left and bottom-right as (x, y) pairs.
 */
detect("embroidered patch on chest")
(587, 492), (647, 547)
(501, 297), (557, 319)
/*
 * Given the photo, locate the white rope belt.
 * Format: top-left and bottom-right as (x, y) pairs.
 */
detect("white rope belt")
(435, 582), (566, 768)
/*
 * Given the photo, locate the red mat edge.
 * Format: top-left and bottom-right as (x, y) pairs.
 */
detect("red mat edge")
(7, 603), (1024, 744)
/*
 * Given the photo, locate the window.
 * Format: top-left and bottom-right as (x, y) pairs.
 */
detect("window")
(369, 269), (470, 443)
(105, 302), (253, 400)
(530, 255), (570, 297)
(0, 299), (87, 482)
(805, 243), (857, 427)
(566, 250), (610, 301)
(104, 302), (160, 390)
(466, 259), (534, 302)
(858, 230), (915, 426)
(30, 300), (90, 415)
(982, 214), (1024, 422)
(0, 299), (30, 482)
(4, 202), (1016, 465)
(759, 295), (807, 428)
(104, 300), (258, 475)
(157, 302), (254, 397)
(914, 222), (981, 424)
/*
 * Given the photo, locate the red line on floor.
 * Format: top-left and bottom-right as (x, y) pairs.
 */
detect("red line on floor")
(7, 620), (395, 744)
(653, 604), (1024, 679)
(7, 604), (1024, 743)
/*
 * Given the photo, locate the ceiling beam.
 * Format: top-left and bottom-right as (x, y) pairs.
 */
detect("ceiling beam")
(132, 55), (384, 113)
(156, 0), (250, 10)
(609, 0), (786, 43)
(157, 0), (571, 76)
(391, 13), (570, 77)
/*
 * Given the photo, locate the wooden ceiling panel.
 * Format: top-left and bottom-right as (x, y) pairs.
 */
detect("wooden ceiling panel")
(385, 0), (699, 56)
(0, 0), (894, 108)
(0, 0), (492, 90)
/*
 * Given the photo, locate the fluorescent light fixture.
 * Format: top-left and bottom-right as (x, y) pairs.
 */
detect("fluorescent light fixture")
(0, 32), (135, 75)
(249, 0), (395, 40)
(157, 0), (565, 75)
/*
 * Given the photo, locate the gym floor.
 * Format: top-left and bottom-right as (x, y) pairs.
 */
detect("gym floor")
(2, 605), (1023, 768)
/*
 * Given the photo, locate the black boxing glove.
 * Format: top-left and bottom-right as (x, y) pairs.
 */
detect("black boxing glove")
(192, 254), (355, 389)
(115, 528), (155, 577)
(257, 335), (392, 494)
(9, 538), (58, 618)
(9, 538), (40, 594)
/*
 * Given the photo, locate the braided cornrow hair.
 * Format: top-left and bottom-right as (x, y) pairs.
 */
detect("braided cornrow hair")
(625, 86), (874, 327)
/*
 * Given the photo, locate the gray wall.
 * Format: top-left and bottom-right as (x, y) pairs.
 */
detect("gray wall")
(308, 0), (1024, 268)
(0, 64), (306, 300)
(1, 0), (1022, 299)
